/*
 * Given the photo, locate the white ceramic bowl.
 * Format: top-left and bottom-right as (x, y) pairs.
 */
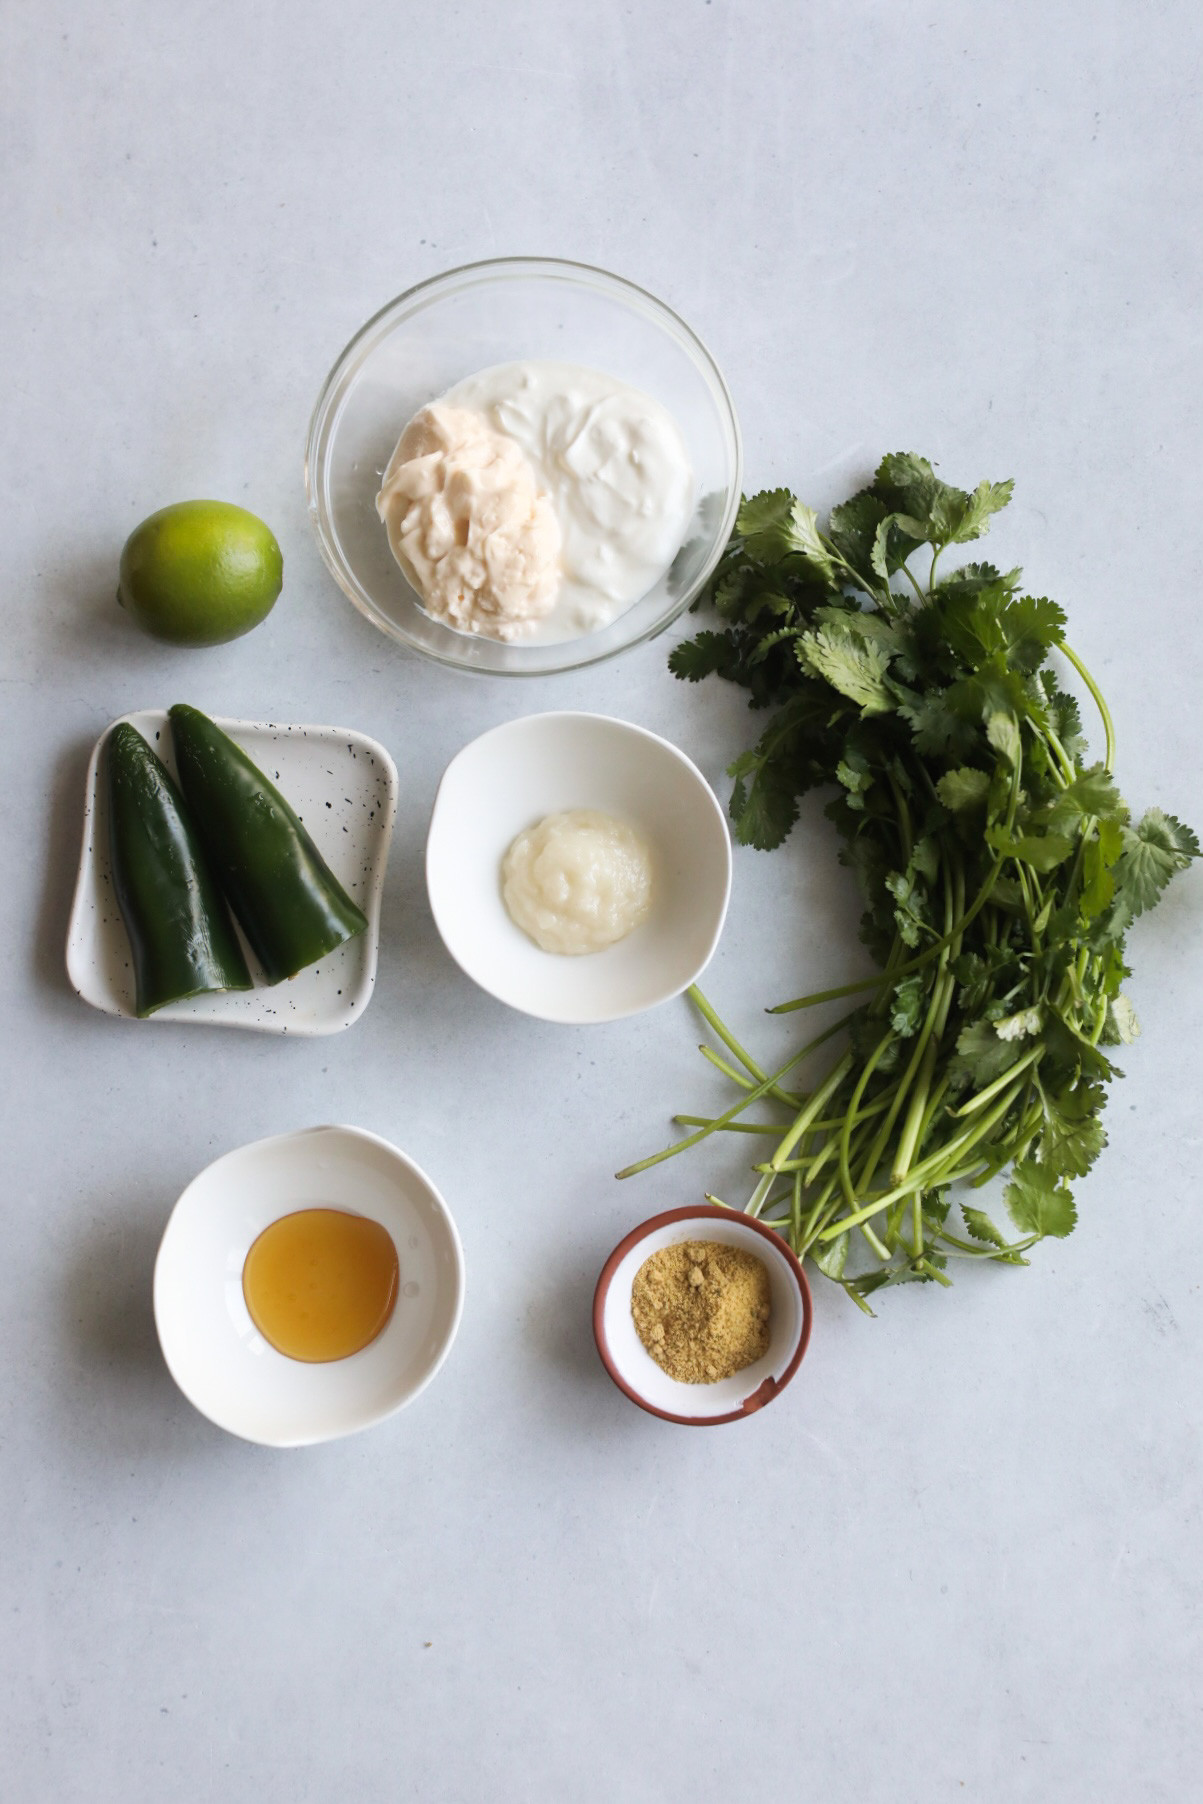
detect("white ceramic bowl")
(154, 1126), (464, 1446)
(425, 712), (732, 1024)
(305, 257), (742, 676)
(593, 1205), (812, 1426)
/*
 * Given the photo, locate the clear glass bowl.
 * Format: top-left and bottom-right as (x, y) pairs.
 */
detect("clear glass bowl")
(305, 257), (742, 677)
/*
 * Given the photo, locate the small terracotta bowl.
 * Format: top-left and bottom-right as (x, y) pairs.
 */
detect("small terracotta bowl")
(593, 1204), (812, 1425)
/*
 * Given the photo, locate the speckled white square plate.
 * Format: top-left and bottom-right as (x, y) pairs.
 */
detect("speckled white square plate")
(66, 710), (398, 1035)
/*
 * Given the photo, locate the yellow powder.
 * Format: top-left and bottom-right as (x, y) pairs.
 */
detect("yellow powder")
(631, 1239), (771, 1384)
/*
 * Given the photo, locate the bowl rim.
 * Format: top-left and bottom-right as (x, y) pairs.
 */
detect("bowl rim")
(592, 1203), (813, 1426)
(152, 1122), (466, 1447)
(424, 709), (734, 1024)
(304, 254), (743, 677)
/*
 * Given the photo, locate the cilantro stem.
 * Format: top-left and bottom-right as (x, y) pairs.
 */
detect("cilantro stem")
(770, 855), (1004, 1012)
(746, 1171), (775, 1218)
(887, 770), (914, 864)
(673, 1116), (780, 1136)
(770, 1053), (855, 1171)
(935, 1240), (1034, 1263)
(1061, 640), (1116, 770)
(918, 1072), (952, 1143)
(1043, 725), (1077, 786)
(891, 1035), (940, 1184)
(699, 1045), (754, 1090)
(838, 1032), (895, 1205)
(899, 559), (928, 607)
(615, 1011), (856, 1178)
(688, 985), (801, 1106)
(948, 1044), (1044, 1117)
(816, 1081), (1025, 1240)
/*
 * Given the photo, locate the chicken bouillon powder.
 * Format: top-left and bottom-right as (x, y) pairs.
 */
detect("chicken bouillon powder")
(631, 1239), (771, 1383)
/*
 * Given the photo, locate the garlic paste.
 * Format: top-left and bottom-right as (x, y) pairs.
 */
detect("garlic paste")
(501, 810), (653, 955)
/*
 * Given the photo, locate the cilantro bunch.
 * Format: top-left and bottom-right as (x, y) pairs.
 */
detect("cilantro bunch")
(620, 456), (1198, 1311)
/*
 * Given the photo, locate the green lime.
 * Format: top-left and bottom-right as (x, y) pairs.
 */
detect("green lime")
(117, 500), (283, 647)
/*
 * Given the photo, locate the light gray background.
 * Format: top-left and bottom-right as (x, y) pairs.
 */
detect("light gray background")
(3, 3), (1201, 1800)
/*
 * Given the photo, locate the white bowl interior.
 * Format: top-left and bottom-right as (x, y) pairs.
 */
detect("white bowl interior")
(425, 712), (732, 1023)
(600, 1215), (807, 1422)
(306, 259), (741, 675)
(154, 1126), (464, 1446)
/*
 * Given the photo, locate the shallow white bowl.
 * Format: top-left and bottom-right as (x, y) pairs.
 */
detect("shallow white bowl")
(66, 711), (397, 1036)
(153, 1126), (464, 1447)
(593, 1205), (812, 1426)
(425, 712), (732, 1024)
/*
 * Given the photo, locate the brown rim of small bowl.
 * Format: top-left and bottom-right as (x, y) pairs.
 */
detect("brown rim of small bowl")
(592, 1204), (813, 1426)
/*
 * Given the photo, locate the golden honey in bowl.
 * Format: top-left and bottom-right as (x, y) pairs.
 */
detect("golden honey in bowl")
(242, 1208), (399, 1363)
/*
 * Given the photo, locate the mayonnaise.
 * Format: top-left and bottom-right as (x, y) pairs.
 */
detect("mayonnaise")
(374, 403), (561, 642)
(377, 360), (695, 644)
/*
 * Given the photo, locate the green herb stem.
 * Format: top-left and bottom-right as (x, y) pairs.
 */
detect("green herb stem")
(615, 1010), (857, 1178)
(1061, 640), (1116, 770)
(770, 1054), (855, 1172)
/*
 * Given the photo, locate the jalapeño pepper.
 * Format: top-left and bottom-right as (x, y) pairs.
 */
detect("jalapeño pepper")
(168, 704), (368, 983)
(106, 722), (252, 1016)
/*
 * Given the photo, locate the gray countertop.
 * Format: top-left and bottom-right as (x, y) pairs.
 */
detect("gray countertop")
(4, 3), (1201, 1799)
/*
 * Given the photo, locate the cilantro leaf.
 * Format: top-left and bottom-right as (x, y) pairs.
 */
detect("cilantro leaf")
(874, 455), (1011, 549)
(798, 622), (896, 716)
(885, 865), (932, 947)
(1004, 1161), (1077, 1239)
(984, 709), (1022, 768)
(937, 766), (991, 813)
(1111, 809), (1201, 918)
(1041, 763), (1128, 835)
(1042, 682), (1087, 761)
(1103, 994), (1141, 1045)
(993, 1005), (1043, 1041)
(812, 1232), (849, 1279)
(712, 565), (756, 619)
(1038, 1084), (1108, 1179)
(737, 489), (840, 586)
(873, 452), (945, 529)
(890, 974), (927, 1037)
(949, 478), (1015, 544)
(783, 501), (840, 585)
(952, 1020), (1025, 1088)
(669, 631), (738, 683)
(736, 489), (795, 549)
(829, 490), (925, 587)
(1080, 817), (1124, 920)
(728, 747), (802, 849)
(835, 751), (873, 811)
(896, 685), (981, 758)
(936, 562), (1022, 604)
(985, 824), (1076, 871)
(962, 1206), (1010, 1248)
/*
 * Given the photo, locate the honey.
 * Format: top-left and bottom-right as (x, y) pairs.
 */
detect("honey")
(242, 1208), (399, 1363)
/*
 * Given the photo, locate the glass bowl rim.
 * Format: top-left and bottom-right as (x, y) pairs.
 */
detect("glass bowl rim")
(303, 254), (744, 677)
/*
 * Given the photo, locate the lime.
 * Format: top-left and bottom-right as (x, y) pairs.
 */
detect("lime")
(117, 500), (283, 647)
